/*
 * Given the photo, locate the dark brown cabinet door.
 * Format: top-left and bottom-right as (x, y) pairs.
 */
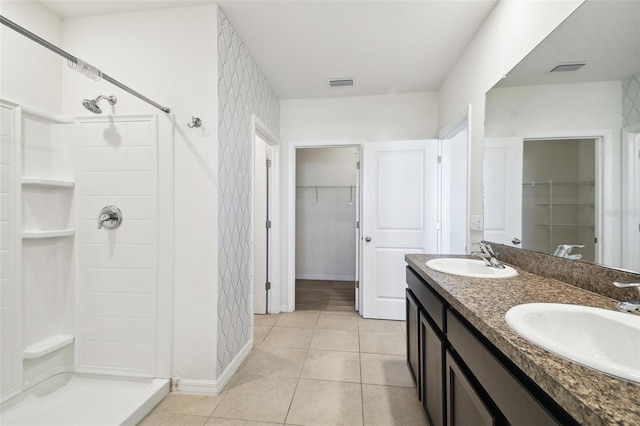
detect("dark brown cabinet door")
(445, 350), (497, 426)
(406, 289), (420, 398)
(420, 311), (444, 426)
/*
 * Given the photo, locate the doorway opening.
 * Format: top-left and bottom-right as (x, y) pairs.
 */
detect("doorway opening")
(294, 147), (360, 312)
(522, 138), (597, 262)
(252, 115), (280, 315)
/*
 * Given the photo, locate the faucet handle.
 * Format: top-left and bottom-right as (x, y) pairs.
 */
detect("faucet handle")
(97, 205), (123, 230)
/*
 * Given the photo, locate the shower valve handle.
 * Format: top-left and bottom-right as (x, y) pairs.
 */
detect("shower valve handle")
(98, 205), (123, 230)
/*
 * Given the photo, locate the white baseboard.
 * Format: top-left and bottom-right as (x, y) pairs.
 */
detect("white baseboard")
(216, 338), (252, 392)
(170, 378), (218, 395)
(170, 338), (253, 395)
(295, 274), (355, 281)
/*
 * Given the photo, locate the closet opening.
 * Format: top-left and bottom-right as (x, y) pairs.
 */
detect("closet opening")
(294, 147), (360, 312)
(522, 138), (598, 263)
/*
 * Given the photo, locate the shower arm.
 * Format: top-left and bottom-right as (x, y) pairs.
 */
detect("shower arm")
(0, 15), (171, 114)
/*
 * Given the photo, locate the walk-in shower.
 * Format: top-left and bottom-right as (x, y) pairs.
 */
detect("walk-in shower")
(0, 13), (171, 426)
(82, 95), (117, 114)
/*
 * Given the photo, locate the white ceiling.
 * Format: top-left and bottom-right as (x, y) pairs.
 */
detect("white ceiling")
(38, 0), (498, 99)
(496, 0), (640, 88)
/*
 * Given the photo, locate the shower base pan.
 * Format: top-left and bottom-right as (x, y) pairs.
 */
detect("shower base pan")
(0, 373), (169, 426)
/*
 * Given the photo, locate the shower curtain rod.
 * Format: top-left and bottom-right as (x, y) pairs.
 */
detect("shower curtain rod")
(0, 15), (171, 114)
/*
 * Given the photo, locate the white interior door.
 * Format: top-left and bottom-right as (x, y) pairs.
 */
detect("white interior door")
(361, 140), (438, 320)
(484, 137), (523, 247)
(253, 135), (271, 314)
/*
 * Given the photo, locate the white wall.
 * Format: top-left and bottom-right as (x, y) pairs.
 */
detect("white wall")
(281, 92), (438, 142)
(216, 9), (280, 378)
(62, 5), (219, 384)
(437, 0), (584, 242)
(279, 91), (437, 310)
(485, 82), (621, 136)
(0, 1), (63, 113)
(295, 148), (357, 280)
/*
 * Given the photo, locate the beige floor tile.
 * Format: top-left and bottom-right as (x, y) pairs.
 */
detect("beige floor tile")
(301, 350), (361, 383)
(359, 318), (405, 333)
(262, 326), (314, 349)
(359, 331), (406, 355)
(139, 412), (209, 426)
(254, 314), (280, 326)
(275, 311), (320, 328)
(310, 328), (359, 352)
(237, 345), (306, 378)
(206, 417), (282, 425)
(317, 312), (359, 331)
(286, 379), (363, 426)
(151, 393), (223, 416)
(362, 384), (427, 425)
(213, 375), (297, 423)
(360, 353), (414, 387)
(253, 325), (272, 345)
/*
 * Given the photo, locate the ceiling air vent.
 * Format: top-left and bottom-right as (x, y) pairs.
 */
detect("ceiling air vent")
(329, 78), (354, 87)
(548, 63), (588, 73)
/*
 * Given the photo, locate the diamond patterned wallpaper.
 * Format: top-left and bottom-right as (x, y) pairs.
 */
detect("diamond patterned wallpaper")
(217, 8), (279, 376)
(622, 73), (640, 127)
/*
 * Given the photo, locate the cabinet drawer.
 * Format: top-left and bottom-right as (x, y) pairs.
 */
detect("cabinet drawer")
(406, 267), (445, 332)
(447, 311), (559, 426)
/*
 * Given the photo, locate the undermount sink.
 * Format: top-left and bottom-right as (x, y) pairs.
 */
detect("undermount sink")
(506, 303), (640, 384)
(426, 258), (518, 278)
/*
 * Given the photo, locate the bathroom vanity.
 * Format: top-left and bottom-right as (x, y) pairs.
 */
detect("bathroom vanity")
(405, 253), (640, 426)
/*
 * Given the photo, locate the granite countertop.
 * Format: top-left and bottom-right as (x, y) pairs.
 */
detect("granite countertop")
(405, 254), (640, 426)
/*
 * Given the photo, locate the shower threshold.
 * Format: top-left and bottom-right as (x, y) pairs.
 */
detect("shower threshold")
(0, 372), (169, 425)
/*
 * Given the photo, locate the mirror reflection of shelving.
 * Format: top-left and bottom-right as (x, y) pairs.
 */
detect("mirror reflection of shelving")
(522, 139), (596, 262)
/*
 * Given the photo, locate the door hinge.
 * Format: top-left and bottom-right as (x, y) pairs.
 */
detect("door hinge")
(266, 220), (272, 229)
(356, 161), (360, 170)
(265, 281), (271, 290)
(437, 155), (442, 164)
(266, 158), (272, 168)
(594, 237), (598, 243)
(355, 281), (359, 289)
(356, 220), (360, 229)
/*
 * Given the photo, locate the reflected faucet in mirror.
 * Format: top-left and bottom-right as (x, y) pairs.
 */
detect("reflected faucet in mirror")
(553, 244), (584, 260)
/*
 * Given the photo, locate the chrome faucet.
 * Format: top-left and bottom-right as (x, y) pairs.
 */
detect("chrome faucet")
(613, 281), (640, 313)
(468, 242), (505, 269)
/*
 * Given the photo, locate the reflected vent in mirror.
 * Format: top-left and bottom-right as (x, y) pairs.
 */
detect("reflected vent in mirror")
(548, 63), (588, 73)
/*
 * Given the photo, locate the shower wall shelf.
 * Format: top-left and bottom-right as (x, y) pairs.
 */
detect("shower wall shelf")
(22, 178), (75, 188)
(22, 229), (75, 239)
(23, 335), (74, 359)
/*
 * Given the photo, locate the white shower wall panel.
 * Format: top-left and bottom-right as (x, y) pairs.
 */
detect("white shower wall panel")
(76, 116), (158, 378)
(0, 102), (20, 402)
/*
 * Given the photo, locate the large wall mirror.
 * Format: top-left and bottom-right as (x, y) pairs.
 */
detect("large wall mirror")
(483, 0), (640, 273)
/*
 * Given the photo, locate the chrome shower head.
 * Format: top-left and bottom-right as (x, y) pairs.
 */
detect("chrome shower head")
(81, 95), (117, 114)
